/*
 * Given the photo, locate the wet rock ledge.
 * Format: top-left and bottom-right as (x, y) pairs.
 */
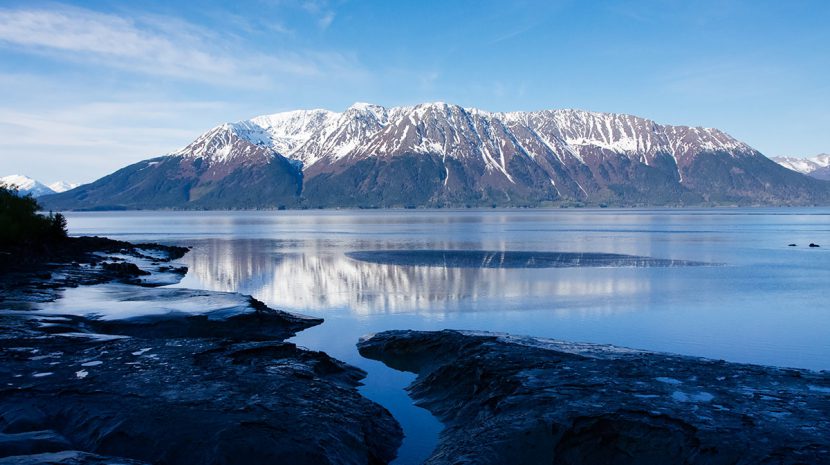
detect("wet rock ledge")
(0, 239), (402, 465)
(1, 236), (191, 306)
(358, 330), (830, 465)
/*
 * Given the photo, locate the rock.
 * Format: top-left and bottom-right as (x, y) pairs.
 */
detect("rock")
(156, 265), (188, 274)
(809, 243), (820, 248)
(346, 250), (711, 268)
(788, 243), (797, 247)
(358, 330), (830, 465)
(0, 238), (403, 465)
(1, 237), (190, 305)
(0, 331), (401, 465)
(0, 450), (149, 465)
(0, 431), (71, 457)
(100, 262), (150, 278)
(80, 287), (323, 340)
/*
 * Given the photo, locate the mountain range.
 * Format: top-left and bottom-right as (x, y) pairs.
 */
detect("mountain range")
(771, 154), (830, 181)
(39, 102), (830, 210)
(1, 175), (78, 198)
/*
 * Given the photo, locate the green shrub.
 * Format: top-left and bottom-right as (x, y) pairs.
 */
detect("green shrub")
(0, 186), (68, 246)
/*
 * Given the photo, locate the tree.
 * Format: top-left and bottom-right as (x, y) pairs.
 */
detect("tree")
(0, 186), (68, 246)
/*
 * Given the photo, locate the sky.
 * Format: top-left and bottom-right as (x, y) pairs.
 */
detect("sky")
(0, 0), (828, 184)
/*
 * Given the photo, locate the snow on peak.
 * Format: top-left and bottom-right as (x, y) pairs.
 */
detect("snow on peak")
(0, 174), (56, 197)
(772, 153), (830, 174)
(171, 123), (276, 164)
(348, 102), (383, 112)
(169, 102), (761, 174)
(48, 181), (80, 193)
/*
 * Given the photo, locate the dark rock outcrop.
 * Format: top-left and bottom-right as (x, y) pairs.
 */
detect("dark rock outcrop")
(0, 239), (403, 465)
(1, 237), (189, 306)
(358, 330), (830, 465)
(0, 450), (150, 465)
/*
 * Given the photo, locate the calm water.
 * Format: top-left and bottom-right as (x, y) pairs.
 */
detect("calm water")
(63, 209), (830, 464)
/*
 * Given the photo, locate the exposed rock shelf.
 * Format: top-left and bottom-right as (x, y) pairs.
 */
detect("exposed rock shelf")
(0, 239), (402, 465)
(347, 250), (711, 268)
(358, 330), (830, 465)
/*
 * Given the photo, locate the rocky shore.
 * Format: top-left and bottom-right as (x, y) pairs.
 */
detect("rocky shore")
(0, 238), (402, 465)
(0, 236), (190, 306)
(359, 330), (830, 465)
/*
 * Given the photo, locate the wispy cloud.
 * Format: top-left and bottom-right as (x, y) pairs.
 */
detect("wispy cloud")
(317, 11), (335, 30)
(0, 5), (358, 86)
(0, 98), (245, 183)
(297, 0), (336, 29)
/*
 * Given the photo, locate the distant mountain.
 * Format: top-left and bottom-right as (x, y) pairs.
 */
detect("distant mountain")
(1, 175), (81, 198)
(772, 154), (830, 181)
(48, 181), (80, 193)
(41, 103), (830, 210)
(1, 175), (56, 197)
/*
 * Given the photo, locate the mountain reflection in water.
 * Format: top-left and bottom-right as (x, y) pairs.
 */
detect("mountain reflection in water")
(175, 239), (666, 314)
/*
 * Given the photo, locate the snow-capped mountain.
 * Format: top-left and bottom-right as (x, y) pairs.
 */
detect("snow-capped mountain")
(47, 181), (80, 193)
(1, 175), (81, 197)
(772, 154), (830, 181)
(1, 175), (56, 197)
(40, 102), (830, 210)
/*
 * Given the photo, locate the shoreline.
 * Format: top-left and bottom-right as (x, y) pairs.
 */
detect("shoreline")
(42, 204), (830, 213)
(359, 330), (830, 465)
(0, 236), (403, 465)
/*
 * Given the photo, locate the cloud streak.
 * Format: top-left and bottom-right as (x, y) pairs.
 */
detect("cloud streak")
(0, 5), (360, 86)
(0, 98), (242, 183)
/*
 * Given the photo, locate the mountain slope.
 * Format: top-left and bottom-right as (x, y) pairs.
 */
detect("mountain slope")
(772, 154), (830, 181)
(41, 125), (303, 210)
(41, 103), (830, 209)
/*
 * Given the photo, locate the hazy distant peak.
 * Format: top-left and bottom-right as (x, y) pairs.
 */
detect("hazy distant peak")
(48, 181), (80, 193)
(772, 154), (830, 180)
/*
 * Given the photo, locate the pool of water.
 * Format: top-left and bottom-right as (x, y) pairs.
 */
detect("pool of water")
(63, 208), (830, 464)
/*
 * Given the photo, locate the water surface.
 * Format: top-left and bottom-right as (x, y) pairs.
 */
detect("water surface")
(63, 208), (830, 464)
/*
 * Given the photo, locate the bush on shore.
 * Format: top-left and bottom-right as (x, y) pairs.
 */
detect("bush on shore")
(0, 186), (67, 246)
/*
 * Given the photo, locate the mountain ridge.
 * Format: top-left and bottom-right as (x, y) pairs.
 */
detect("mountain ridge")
(772, 154), (830, 181)
(1, 175), (78, 197)
(40, 102), (830, 210)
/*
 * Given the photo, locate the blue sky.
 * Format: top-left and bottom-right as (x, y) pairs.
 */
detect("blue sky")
(0, 0), (828, 183)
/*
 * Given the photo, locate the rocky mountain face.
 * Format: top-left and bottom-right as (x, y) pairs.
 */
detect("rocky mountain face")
(772, 154), (830, 181)
(41, 103), (830, 210)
